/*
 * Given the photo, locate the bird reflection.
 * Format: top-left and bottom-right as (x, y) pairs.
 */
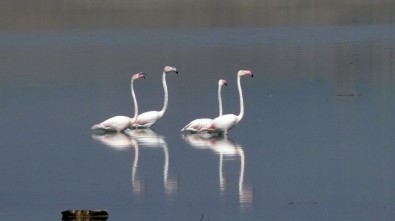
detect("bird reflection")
(125, 129), (178, 198)
(92, 129), (177, 199)
(182, 134), (253, 211)
(92, 131), (144, 195)
(92, 132), (136, 151)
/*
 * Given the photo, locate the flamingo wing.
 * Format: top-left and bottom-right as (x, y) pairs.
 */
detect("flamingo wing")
(132, 111), (161, 128)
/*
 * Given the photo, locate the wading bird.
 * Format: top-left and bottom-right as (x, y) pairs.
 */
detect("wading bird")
(91, 72), (146, 132)
(132, 66), (178, 128)
(199, 70), (253, 135)
(181, 79), (227, 133)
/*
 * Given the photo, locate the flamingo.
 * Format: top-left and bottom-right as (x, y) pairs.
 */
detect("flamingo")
(132, 66), (178, 128)
(91, 72), (146, 132)
(199, 70), (253, 135)
(180, 79), (227, 133)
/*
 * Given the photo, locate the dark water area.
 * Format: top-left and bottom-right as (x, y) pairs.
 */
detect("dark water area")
(1, 0), (395, 29)
(1, 1), (395, 220)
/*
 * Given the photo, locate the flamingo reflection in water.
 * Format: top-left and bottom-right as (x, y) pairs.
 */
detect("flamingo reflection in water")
(92, 129), (178, 197)
(92, 132), (136, 150)
(92, 132), (144, 195)
(182, 134), (254, 211)
(125, 129), (178, 197)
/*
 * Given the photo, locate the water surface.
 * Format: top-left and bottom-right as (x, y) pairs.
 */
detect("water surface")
(1, 1), (395, 220)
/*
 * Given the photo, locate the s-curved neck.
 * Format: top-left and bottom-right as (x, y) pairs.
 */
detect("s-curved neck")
(236, 75), (244, 123)
(131, 79), (139, 124)
(218, 83), (223, 116)
(159, 71), (168, 117)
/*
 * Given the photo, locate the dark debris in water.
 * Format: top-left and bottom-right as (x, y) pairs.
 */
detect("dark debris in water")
(62, 209), (108, 220)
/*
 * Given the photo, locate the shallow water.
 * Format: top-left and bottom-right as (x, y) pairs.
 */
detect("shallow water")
(1, 1), (395, 220)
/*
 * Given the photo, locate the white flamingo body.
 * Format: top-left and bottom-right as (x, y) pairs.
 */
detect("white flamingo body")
(133, 111), (162, 128)
(92, 116), (134, 132)
(208, 114), (238, 134)
(181, 118), (213, 133)
(91, 72), (146, 132)
(200, 70), (253, 135)
(132, 66), (178, 128)
(181, 79), (227, 133)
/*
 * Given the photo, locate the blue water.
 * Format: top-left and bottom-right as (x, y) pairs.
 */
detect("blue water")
(1, 3), (395, 221)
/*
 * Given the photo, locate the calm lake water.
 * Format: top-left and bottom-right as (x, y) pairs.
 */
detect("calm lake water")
(1, 1), (395, 220)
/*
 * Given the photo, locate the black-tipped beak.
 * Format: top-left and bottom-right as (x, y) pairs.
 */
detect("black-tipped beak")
(224, 82), (228, 86)
(176, 70), (179, 74)
(251, 74), (254, 77)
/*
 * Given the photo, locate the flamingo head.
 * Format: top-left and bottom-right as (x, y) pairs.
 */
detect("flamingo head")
(219, 79), (228, 86)
(132, 72), (146, 80)
(164, 66), (179, 74)
(238, 70), (253, 78)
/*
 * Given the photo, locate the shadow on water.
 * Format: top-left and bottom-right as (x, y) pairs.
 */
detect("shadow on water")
(92, 129), (178, 200)
(182, 133), (254, 213)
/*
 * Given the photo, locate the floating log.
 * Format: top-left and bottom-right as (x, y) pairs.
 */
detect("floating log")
(61, 209), (109, 220)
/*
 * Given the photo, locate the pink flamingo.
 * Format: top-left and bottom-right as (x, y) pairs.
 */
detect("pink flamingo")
(181, 79), (228, 133)
(200, 70), (253, 135)
(91, 72), (146, 132)
(132, 66), (178, 128)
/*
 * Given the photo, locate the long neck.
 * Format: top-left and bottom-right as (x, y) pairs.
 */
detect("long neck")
(130, 79), (138, 123)
(159, 71), (168, 117)
(218, 83), (223, 116)
(236, 75), (244, 123)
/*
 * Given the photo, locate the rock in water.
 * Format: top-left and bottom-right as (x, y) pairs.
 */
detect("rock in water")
(61, 209), (109, 220)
